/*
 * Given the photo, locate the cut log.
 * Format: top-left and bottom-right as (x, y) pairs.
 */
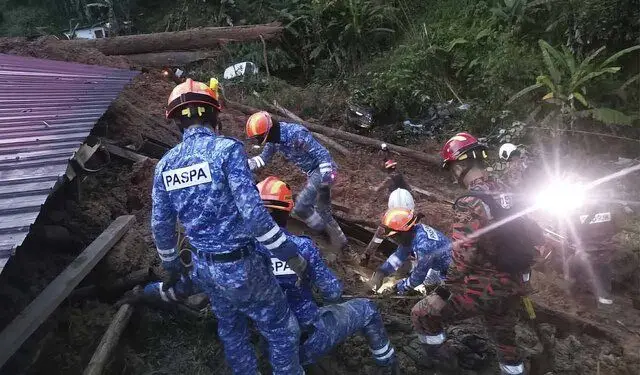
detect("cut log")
(69, 268), (156, 301)
(103, 142), (148, 163)
(122, 50), (220, 68)
(227, 100), (441, 166)
(0, 215), (135, 370)
(83, 303), (134, 375)
(67, 23), (283, 56)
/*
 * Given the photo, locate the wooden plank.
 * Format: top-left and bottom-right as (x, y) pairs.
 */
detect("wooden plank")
(103, 142), (148, 163)
(0, 215), (135, 369)
(83, 303), (134, 375)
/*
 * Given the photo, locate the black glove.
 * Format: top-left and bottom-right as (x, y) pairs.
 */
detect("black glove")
(287, 255), (308, 286)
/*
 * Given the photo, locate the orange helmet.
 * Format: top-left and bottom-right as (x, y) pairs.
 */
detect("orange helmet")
(246, 111), (273, 144)
(381, 208), (418, 235)
(166, 78), (221, 119)
(257, 176), (294, 212)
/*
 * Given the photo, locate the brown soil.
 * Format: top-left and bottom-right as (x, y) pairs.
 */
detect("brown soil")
(0, 37), (639, 375)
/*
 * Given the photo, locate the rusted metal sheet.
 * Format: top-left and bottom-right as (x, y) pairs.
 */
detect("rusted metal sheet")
(0, 53), (138, 274)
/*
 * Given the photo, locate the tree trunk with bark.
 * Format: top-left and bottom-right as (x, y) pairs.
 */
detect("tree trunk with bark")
(67, 22), (283, 55)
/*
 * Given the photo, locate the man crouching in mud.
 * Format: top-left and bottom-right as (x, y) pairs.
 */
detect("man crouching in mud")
(405, 132), (530, 375)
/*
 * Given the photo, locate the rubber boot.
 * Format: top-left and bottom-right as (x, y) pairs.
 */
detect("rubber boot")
(325, 218), (348, 251)
(404, 337), (458, 371)
(374, 361), (400, 375)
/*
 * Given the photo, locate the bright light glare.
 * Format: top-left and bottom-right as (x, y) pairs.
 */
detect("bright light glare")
(535, 180), (586, 215)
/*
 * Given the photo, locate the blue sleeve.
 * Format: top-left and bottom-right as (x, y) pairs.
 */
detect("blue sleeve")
(250, 142), (276, 169)
(296, 127), (333, 168)
(304, 240), (342, 301)
(151, 162), (179, 262)
(224, 142), (298, 260)
(407, 252), (434, 288)
(379, 246), (410, 275)
(407, 237), (452, 288)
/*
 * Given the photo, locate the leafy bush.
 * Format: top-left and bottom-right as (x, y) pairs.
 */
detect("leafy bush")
(0, 6), (51, 36)
(352, 0), (542, 125)
(508, 40), (640, 125)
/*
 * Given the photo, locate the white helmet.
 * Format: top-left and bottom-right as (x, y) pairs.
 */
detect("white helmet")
(499, 143), (518, 160)
(388, 188), (415, 210)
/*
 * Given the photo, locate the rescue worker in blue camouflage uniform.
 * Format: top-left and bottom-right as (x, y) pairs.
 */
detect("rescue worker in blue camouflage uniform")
(245, 111), (348, 250)
(256, 176), (400, 374)
(151, 78), (306, 375)
(369, 208), (452, 295)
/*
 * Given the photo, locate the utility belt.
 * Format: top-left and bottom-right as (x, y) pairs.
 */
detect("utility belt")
(196, 246), (251, 263)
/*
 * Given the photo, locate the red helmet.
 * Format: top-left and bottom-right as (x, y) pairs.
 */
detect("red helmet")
(384, 159), (398, 170)
(440, 132), (487, 168)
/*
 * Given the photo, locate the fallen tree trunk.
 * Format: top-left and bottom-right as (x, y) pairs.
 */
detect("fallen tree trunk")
(227, 100), (441, 166)
(122, 50), (220, 68)
(271, 101), (352, 157)
(83, 303), (134, 375)
(68, 23), (283, 56)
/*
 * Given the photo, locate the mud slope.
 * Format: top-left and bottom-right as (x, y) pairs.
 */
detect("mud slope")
(0, 37), (638, 375)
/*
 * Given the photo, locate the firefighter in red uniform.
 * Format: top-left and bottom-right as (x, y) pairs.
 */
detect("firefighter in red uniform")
(406, 133), (530, 375)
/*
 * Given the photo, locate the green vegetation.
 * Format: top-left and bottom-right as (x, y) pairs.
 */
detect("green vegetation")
(508, 41), (640, 125)
(1, 0), (639, 132)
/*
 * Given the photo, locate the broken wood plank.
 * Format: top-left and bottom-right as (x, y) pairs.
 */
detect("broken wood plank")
(0, 215), (135, 370)
(83, 303), (134, 375)
(103, 142), (148, 163)
(227, 100), (441, 166)
(67, 23), (283, 55)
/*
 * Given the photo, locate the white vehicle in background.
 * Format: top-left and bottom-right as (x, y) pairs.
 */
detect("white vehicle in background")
(63, 25), (109, 40)
(223, 62), (259, 80)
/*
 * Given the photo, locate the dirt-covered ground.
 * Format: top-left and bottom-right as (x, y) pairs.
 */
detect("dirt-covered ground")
(0, 37), (639, 375)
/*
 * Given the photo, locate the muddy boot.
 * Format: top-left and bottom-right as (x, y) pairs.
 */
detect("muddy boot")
(404, 337), (458, 371)
(325, 218), (348, 251)
(374, 361), (400, 375)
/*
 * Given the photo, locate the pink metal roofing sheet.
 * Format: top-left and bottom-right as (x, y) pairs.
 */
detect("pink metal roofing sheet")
(0, 53), (138, 274)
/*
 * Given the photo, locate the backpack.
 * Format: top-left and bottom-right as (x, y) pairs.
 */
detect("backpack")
(453, 192), (542, 275)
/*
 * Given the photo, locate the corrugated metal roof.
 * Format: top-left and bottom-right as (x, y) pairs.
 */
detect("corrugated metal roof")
(0, 53), (138, 274)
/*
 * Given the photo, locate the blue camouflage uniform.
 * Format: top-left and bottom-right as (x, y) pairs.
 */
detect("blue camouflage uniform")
(249, 122), (342, 236)
(379, 224), (452, 294)
(151, 126), (303, 375)
(266, 231), (397, 366)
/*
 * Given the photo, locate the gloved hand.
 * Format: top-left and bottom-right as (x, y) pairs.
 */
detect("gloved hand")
(161, 257), (184, 290)
(369, 270), (386, 292)
(395, 278), (410, 295)
(287, 254), (308, 286)
(248, 158), (258, 171)
(323, 291), (343, 304)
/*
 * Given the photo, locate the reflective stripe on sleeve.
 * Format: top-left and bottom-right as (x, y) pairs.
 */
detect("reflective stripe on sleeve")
(387, 254), (403, 270)
(257, 225), (280, 243)
(264, 233), (287, 250)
